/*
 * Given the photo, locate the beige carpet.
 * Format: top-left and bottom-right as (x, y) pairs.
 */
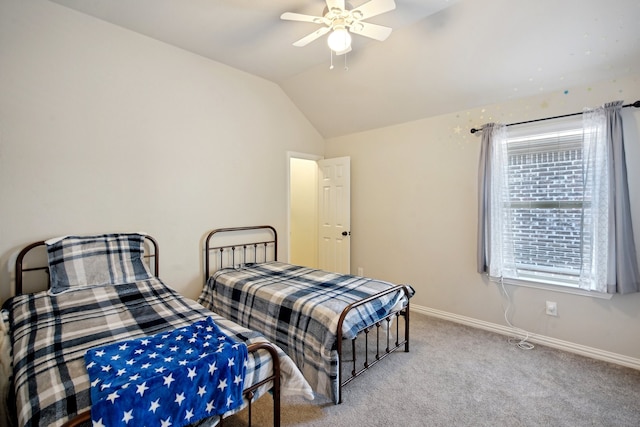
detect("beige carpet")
(224, 312), (640, 427)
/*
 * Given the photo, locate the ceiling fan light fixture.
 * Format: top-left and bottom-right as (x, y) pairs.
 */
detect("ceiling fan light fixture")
(327, 27), (352, 52)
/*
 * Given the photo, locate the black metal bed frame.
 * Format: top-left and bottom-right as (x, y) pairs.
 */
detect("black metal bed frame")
(204, 225), (411, 404)
(12, 236), (282, 427)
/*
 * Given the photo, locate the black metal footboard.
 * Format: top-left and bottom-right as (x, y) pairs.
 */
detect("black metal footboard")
(336, 284), (411, 404)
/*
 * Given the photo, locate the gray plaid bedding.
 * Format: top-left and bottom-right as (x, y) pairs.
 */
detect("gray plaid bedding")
(197, 261), (413, 403)
(7, 278), (312, 427)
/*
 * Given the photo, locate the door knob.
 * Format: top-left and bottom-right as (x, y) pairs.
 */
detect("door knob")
(341, 231), (351, 236)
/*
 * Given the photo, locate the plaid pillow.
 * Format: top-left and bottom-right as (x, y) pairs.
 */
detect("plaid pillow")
(46, 233), (154, 294)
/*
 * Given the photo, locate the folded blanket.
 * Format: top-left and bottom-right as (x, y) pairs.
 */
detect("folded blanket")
(85, 317), (247, 427)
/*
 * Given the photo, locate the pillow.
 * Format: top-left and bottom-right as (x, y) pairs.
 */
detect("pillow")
(46, 233), (154, 294)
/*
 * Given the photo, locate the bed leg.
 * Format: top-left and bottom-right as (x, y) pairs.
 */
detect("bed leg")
(404, 304), (410, 352)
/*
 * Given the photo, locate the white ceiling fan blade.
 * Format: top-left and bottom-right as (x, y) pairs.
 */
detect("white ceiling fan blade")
(293, 26), (331, 47)
(280, 12), (326, 25)
(325, 0), (346, 12)
(349, 21), (392, 41)
(351, 0), (396, 20)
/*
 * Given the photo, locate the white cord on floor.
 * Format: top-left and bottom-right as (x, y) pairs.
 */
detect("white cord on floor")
(499, 278), (535, 350)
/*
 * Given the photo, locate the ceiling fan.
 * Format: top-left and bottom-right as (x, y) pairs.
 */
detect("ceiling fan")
(281, 0), (396, 55)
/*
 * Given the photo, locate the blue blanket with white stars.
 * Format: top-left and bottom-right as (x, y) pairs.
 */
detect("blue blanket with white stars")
(84, 317), (248, 427)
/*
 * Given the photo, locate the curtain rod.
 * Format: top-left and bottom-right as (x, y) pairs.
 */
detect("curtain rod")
(469, 100), (640, 134)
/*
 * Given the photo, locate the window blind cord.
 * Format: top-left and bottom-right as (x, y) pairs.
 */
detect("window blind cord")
(499, 277), (535, 350)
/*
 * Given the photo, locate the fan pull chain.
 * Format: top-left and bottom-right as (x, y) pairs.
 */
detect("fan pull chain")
(329, 50), (349, 71)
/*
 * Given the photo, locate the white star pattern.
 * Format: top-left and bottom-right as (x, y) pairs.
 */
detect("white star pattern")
(149, 399), (161, 413)
(208, 362), (217, 375)
(163, 373), (175, 387)
(122, 410), (133, 424)
(136, 382), (149, 397)
(86, 317), (247, 426)
(106, 391), (120, 403)
(174, 392), (186, 406)
(187, 367), (197, 380)
(234, 374), (242, 386)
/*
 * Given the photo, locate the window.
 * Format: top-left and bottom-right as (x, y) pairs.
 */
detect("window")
(478, 101), (640, 296)
(503, 122), (586, 287)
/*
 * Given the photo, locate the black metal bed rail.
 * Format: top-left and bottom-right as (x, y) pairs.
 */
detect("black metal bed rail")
(336, 284), (412, 404)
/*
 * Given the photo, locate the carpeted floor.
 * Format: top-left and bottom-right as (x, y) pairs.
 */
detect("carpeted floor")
(224, 312), (640, 427)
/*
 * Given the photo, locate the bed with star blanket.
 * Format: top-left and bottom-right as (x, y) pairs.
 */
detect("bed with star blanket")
(4, 233), (313, 427)
(201, 226), (414, 404)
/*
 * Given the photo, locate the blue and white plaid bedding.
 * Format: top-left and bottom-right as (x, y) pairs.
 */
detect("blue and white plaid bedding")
(45, 233), (154, 294)
(197, 261), (413, 403)
(7, 278), (313, 427)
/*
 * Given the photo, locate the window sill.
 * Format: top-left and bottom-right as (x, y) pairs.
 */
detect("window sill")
(491, 276), (613, 300)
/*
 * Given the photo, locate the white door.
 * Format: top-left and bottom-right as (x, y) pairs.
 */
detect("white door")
(317, 156), (351, 274)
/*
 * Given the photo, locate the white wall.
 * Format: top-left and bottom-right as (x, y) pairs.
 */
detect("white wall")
(0, 0), (324, 303)
(326, 74), (640, 362)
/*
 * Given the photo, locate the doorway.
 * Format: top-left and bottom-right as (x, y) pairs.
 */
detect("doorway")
(288, 152), (351, 273)
(288, 153), (321, 268)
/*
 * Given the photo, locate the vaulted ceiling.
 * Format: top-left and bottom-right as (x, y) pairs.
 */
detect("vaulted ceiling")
(50, 0), (640, 138)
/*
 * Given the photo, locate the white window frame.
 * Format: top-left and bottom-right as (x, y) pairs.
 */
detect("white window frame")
(495, 118), (612, 299)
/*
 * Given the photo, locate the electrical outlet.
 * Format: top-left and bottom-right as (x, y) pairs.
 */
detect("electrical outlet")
(357, 267), (364, 276)
(545, 301), (558, 316)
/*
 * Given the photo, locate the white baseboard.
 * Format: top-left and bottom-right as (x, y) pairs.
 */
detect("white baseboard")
(411, 304), (640, 371)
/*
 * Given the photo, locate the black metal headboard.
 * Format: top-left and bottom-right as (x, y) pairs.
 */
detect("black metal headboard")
(14, 235), (159, 296)
(204, 226), (277, 285)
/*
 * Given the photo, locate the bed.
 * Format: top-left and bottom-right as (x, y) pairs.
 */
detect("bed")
(198, 226), (414, 404)
(1, 233), (312, 427)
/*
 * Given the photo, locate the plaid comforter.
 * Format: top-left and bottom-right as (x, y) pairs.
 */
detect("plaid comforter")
(198, 262), (413, 403)
(7, 278), (312, 427)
